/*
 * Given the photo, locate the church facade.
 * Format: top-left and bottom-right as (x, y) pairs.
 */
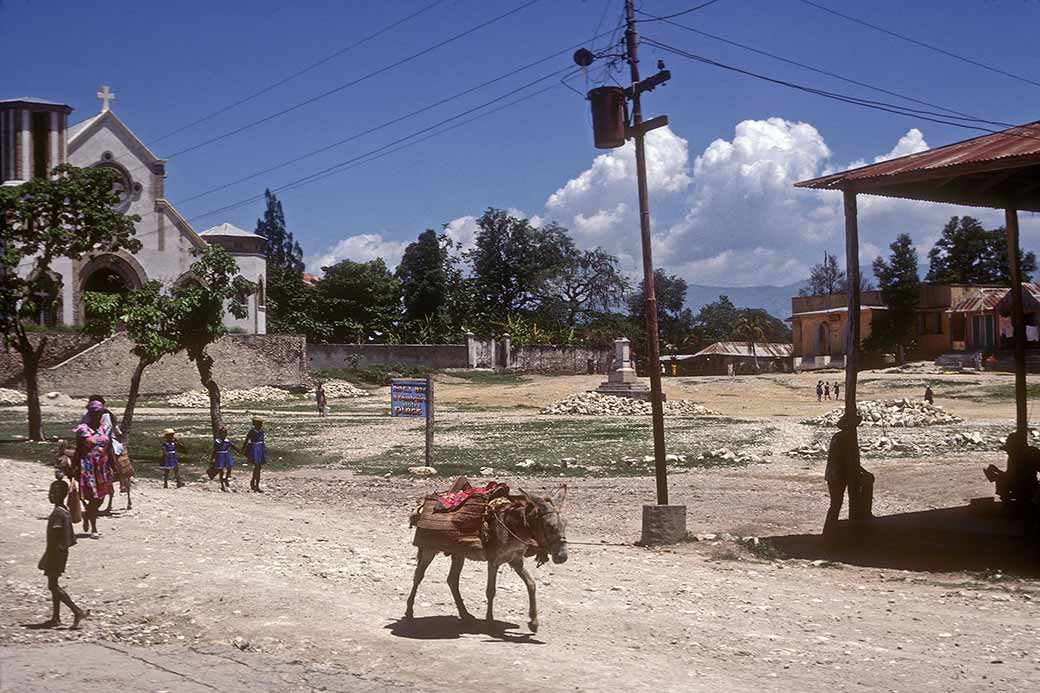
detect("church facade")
(1, 88), (266, 334)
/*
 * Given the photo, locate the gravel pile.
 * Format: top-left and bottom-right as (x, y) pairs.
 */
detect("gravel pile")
(541, 392), (719, 417)
(166, 385), (295, 408)
(803, 399), (962, 428)
(0, 388), (25, 405)
(697, 447), (765, 464)
(320, 379), (370, 399)
(787, 441), (828, 459)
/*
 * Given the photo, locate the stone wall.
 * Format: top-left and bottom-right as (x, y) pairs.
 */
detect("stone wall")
(511, 345), (611, 374)
(308, 344), (468, 371)
(4, 332), (307, 396)
(0, 332), (98, 387)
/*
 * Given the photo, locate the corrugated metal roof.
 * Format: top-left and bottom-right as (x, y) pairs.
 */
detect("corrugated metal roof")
(997, 283), (1040, 316)
(0, 97), (70, 107)
(692, 341), (793, 358)
(200, 222), (263, 238)
(946, 287), (1009, 313)
(796, 122), (1040, 191)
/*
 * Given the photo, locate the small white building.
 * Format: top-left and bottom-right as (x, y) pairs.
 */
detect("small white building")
(0, 88), (267, 333)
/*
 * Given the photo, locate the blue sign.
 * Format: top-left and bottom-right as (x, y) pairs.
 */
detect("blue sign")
(390, 379), (428, 418)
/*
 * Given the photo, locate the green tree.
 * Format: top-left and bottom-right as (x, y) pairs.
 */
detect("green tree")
(926, 216), (1036, 284)
(255, 189), (303, 273)
(540, 246), (629, 331)
(627, 270), (696, 352)
(468, 209), (571, 320)
(0, 165), (140, 440)
(733, 311), (768, 372)
(867, 233), (921, 363)
(172, 246), (250, 435)
(319, 258), (401, 343)
(255, 190), (306, 334)
(799, 252), (873, 296)
(690, 295), (740, 350)
(84, 281), (181, 435)
(397, 229), (448, 333)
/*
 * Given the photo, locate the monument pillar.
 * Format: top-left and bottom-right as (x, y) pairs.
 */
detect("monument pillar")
(594, 337), (659, 401)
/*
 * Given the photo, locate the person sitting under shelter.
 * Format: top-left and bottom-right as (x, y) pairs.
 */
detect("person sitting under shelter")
(823, 413), (874, 545)
(985, 431), (1040, 534)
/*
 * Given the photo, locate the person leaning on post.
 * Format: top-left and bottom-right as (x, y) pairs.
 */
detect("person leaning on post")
(823, 412), (874, 545)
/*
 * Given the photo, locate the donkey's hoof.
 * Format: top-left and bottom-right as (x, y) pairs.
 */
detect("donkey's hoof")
(529, 620), (539, 633)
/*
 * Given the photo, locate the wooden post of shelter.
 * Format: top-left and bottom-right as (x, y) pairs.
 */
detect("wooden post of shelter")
(842, 188), (861, 425)
(1005, 207), (1028, 451)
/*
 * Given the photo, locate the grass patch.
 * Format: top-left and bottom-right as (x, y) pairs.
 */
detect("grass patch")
(439, 370), (530, 386)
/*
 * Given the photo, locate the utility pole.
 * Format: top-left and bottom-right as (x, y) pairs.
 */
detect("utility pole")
(624, 0), (669, 507)
(575, 0), (683, 543)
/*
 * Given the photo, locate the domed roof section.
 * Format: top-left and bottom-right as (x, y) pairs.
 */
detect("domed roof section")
(200, 222), (264, 239)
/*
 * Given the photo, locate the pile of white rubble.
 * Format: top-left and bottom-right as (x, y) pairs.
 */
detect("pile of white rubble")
(320, 379), (370, 399)
(166, 385), (295, 408)
(0, 388), (25, 406)
(541, 392), (719, 417)
(803, 399), (962, 428)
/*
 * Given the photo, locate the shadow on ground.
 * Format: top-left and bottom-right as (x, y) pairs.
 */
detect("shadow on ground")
(385, 616), (544, 644)
(764, 504), (1040, 577)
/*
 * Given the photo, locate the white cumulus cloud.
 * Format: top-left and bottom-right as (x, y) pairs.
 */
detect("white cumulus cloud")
(305, 233), (407, 274)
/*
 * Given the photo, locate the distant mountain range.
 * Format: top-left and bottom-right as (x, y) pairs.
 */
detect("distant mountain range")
(685, 280), (808, 320)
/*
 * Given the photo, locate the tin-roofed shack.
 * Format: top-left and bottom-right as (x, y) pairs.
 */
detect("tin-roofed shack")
(664, 342), (792, 376)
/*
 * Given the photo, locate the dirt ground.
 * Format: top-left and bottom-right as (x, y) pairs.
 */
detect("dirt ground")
(2, 369), (1040, 691)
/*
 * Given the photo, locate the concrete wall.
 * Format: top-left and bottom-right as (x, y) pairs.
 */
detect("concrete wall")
(3, 333), (307, 396)
(511, 345), (610, 374)
(308, 344), (468, 371)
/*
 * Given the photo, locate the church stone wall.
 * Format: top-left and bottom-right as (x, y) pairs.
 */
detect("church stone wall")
(0, 333), (99, 387)
(308, 344), (469, 371)
(511, 345), (611, 375)
(2, 332), (307, 396)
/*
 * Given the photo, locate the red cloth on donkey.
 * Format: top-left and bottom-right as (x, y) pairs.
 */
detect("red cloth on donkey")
(434, 480), (507, 512)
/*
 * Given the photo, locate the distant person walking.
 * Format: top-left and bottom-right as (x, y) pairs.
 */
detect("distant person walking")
(824, 383), (831, 400)
(38, 479), (90, 629)
(833, 381), (841, 400)
(316, 383), (328, 417)
(211, 425), (238, 492)
(924, 385), (934, 405)
(244, 416), (267, 493)
(160, 428), (185, 489)
(816, 381), (823, 402)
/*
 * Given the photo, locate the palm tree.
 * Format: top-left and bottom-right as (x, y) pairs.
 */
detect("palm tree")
(734, 312), (767, 373)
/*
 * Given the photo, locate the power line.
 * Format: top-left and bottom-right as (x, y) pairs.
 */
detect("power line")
(159, 0), (544, 163)
(174, 30), (621, 206)
(637, 0), (726, 22)
(186, 67), (576, 222)
(642, 37), (1040, 141)
(149, 0), (450, 144)
(796, 0), (1040, 89)
(636, 8), (984, 122)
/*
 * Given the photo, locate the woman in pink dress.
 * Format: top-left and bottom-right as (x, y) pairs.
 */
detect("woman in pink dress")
(74, 400), (113, 538)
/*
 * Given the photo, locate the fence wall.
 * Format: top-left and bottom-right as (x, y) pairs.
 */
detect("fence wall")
(308, 344), (468, 371)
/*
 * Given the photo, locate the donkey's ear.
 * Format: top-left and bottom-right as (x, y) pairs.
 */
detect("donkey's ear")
(548, 484), (567, 508)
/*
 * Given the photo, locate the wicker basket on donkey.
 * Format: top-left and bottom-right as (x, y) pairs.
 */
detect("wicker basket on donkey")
(412, 494), (490, 560)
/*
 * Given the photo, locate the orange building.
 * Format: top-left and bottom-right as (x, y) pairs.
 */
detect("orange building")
(789, 284), (1022, 370)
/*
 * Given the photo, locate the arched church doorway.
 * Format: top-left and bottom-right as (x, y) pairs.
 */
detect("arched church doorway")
(77, 253), (146, 326)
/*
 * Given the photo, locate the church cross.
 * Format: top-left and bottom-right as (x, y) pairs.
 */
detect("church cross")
(96, 85), (115, 112)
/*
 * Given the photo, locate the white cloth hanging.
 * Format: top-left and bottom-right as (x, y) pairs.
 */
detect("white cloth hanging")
(1027, 325), (1039, 342)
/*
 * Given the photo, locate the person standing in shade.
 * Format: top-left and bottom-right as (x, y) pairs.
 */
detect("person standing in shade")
(823, 413), (874, 546)
(160, 428), (185, 489)
(244, 416), (267, 492)
(316, 383), (328, 417)
(38, 479), (90, 629)
(833, 381), (841, 400)
(824, 382), (831, 400)
(924, 385), (934, 405)
(816, 381), (823, 402)
(211, 425), (238, 492)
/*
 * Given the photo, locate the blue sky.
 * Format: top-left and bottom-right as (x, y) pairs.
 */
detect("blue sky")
(4, 0), (1039, 286)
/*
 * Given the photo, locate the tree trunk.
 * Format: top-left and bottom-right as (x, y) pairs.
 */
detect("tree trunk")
(192, 347), (224, 436)
(121, 357), (152, 437)
(751, 344), (760, 373)
(17, 332), (47, 441)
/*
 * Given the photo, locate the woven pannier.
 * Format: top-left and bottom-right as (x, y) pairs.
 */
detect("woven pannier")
(412, 494), (488, 558)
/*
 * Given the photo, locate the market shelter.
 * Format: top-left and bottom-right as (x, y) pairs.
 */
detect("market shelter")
(796, 121), (1040, 526)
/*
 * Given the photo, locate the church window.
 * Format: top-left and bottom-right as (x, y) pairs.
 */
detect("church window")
(31, 112), (50, 179)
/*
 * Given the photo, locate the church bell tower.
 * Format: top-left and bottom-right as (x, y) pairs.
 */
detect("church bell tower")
(0, 97), (72, 185)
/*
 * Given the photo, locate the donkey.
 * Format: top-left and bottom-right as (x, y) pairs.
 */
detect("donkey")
(405, 486), (568, 633)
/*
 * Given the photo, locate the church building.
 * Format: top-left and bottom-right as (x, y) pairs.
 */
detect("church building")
(1, 87), (267, 334)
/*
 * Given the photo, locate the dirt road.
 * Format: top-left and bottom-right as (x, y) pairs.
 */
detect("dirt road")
(3, 449), (1039, 692)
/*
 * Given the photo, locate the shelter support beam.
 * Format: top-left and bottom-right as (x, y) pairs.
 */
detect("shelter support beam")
(843, 189), (861, 427)
(1005, 207), (1027, 448)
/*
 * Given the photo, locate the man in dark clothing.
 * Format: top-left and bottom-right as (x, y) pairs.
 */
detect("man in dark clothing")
(823, 413), (874, 545)
(986, 431), (1040, 535)
(816, 381), (823, 402)
(924, 385), (934, 405)
(39, 479), (89, 629)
